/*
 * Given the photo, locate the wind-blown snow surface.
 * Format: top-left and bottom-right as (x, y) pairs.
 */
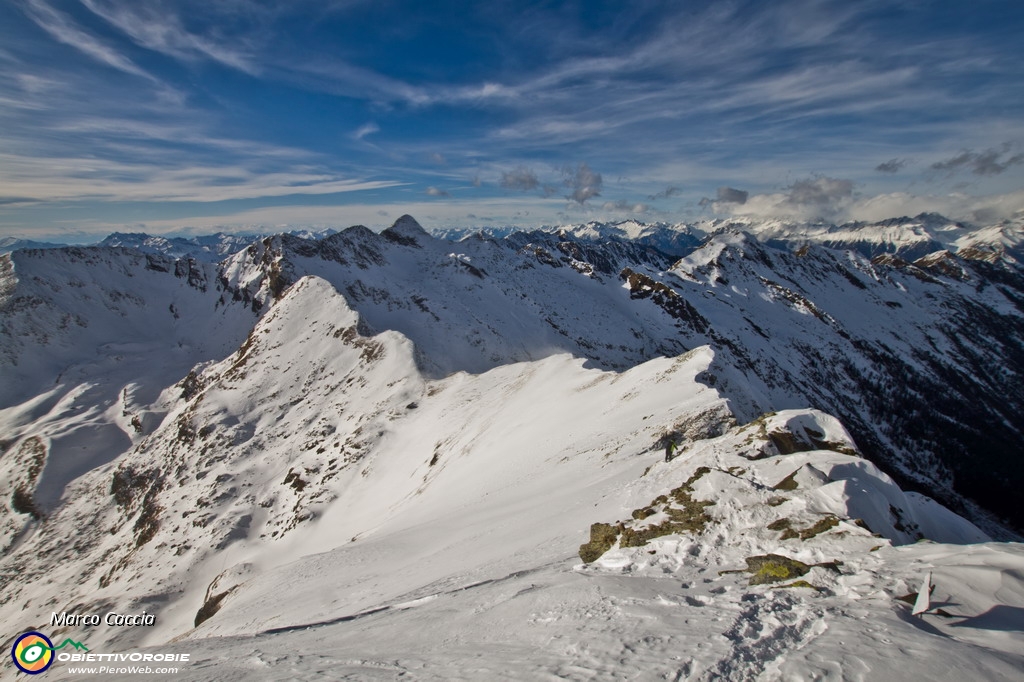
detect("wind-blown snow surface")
(1, 215), (1023, 680)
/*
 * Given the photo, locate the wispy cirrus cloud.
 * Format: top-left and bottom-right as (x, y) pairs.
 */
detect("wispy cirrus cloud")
(78, 0), (261, 75)
(2, 1), (1022, 238)
(0, 150), (403, 203)
(18, 0), (152, 79)
(352, 122), (380, 140)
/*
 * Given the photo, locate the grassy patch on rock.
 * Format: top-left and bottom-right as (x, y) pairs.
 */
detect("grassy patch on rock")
(796, 515), (839, 540)
(768, 515), (840, 541)
(579, 467), (715, 562)
(720, 554), (843, 586)
(745, 554), (811, 585)
(579, 523), (620, 563)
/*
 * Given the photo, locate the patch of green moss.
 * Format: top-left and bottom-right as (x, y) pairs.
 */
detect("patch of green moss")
(798, 515), (839, 540)
(772, 580), (822, 591)
(579, 522), (619, 563)
(771, 514), (840, 541)
(579, 466), (716, 561)
(684, 466), (712, 489)
(620, 523), (670, 548)
(745, 554), (811, 585)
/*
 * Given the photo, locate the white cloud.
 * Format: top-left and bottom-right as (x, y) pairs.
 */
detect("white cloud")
(79, 0), (260, 75)
(500, 167), (540, 191)
(21, 0), (153, 80)
(722, 177), (853, 220)
(353, 122), (380, 140)
(721, 183), (1024, 225)
(601, 199), (650, 214)
(846, 190), (1024, 224)
(563, 163), (602, 204)
(0, 151), (404, 203)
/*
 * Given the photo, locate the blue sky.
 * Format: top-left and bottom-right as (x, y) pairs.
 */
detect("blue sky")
(2, 0), (1023, 240)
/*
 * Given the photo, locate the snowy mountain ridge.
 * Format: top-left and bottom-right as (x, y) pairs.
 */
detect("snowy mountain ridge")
(1, 214), (1023, 679)
(0, 237), (67, 255)
(438, 212), (1024, 264)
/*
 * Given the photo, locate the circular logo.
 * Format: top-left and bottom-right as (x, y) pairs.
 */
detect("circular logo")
(11, 631), (54, 675)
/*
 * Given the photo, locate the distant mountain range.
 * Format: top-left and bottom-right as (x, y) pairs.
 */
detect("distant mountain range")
(1, 212), (1022, 678)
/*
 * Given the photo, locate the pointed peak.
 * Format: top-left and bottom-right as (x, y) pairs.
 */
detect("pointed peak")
(391, 215), (428, 234)
(382, 215), (429, 246)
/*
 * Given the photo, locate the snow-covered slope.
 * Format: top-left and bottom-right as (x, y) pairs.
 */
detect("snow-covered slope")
(209, 216), (1024, 530)
(178, 409), (1020, 682)
(1, 214), (1023, 680)
(0, 246), (257, 548)
(20, 389), (1023, 681)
